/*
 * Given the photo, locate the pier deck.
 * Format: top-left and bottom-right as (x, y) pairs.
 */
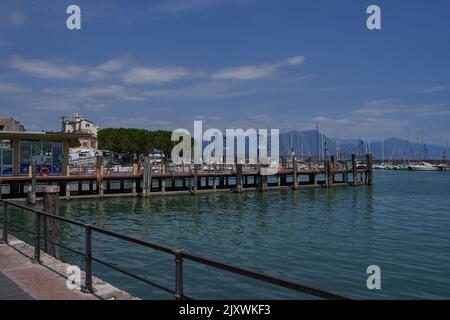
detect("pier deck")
(0, 155), (374, 201)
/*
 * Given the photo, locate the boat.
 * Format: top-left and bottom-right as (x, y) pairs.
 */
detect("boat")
(373, 163), (387, 170)
(408, 162), (440, 171)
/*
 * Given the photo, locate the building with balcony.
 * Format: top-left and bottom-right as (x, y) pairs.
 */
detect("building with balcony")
(62, 113), (99, 149)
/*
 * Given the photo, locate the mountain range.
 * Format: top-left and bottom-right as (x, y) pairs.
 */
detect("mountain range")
(279, 130), (448, 160)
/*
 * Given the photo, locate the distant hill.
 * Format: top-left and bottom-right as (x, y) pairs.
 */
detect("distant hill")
(279, 131), (448, 160)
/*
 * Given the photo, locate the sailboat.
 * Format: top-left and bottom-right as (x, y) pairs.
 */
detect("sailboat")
(408, 131), (439, 171)
(373, 136), (387, 169)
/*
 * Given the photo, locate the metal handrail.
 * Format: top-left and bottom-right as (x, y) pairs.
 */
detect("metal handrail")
(1, 199), (350, 300)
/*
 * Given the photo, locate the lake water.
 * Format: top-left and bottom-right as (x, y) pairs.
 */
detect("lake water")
(8, 171), (450, 299)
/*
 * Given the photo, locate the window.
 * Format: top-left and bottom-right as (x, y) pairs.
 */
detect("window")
(20, 140), (64, 175)
(86, 123), (90, 128)
(0, 139), (13, 176)
(0, 125), (4, 131)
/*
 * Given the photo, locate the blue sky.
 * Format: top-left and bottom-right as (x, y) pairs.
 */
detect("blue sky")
(1, 0), (449, 145)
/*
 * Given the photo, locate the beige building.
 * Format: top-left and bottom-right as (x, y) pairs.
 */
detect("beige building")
(0, 118), (26, 132)
(62, 113), (99, 149)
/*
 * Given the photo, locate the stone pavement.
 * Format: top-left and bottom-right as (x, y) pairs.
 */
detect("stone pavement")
(0, 231), (136, 300)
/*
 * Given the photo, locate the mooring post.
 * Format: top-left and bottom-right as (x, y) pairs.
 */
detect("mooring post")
(161, 164), (166, 193)
(132, 180), (137, 197)
(96, 156), (104, 198)
(29, 160), (37, 205)
(258, 162), (268, 191)
(193, 164), (199, 194)
(65, 182), (71, 200)
(325, 159), (332, 188)
(330, 155), (336, 183)
(292, 157), (298, 190)
(365, 154), (374, 185)
(351, 154), (357, 186)
(235, 163), (243, 193)
(43, 185), (60, 259)
(0, 180), (3, 201)
(142, 157), (152, 197)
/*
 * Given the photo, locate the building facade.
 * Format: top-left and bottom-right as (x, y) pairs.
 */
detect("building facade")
(62, 113), (99, 149)
(0, 132), (91, 176)
(0, 118), (26, 132)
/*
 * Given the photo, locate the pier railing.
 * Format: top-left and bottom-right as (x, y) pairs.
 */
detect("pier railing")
(1, 199), (349, 300)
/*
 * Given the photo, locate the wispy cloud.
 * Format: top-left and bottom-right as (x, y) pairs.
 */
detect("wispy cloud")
(212, 55), (305, 81)
(8, 56), (85, 79)
(0, 82), (30, 93)
(212, 64), (279, 80)
(8, 12), (26, 27)
(122, 66), (190, 84)
(420, 85), (448, 94)
(6, 56), (128, 81)
(152, 0), (227, 14)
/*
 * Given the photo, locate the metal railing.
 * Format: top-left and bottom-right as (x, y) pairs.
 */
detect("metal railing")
(0, 199), (349, 300)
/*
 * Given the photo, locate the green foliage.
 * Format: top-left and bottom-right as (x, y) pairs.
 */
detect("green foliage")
(68, 138), (81, 148)
(98, 128), (175, 158)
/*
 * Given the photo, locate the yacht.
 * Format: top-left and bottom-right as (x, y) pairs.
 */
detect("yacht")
(408, 162), (439, 171)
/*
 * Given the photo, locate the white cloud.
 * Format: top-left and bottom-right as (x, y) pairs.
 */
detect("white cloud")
(8, 56), (85, 79)
(7, 56), (129, 81)
(0, 82), (30, 93)
(420, 85), (448, 94)
(286, 55), (306, 66)
(8, 12), (26, 27)
(122, 66), (189, 84)
(212, 55), (306, 81)
(153, 0), (226, 14)
(212, 63), (279, 80)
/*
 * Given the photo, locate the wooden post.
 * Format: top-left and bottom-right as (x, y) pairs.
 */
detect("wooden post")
(142, 157), (152, 197)
(65, 183), (71, 200)
(235, 163), (243, 193)
(330, 155), (336, 183)
(30, 160), (37, 205)
(132, 180), (137, 197)
(292, 157), (298, 190)
(43, 186), (60, 259)
(365, 154), (374, 185)
(351, 154), (357, 186)
(258, 163), (268, 191)
(96, 156), (104, 198)
(325, 159), (332, 188)
(193, 164), (199, 194)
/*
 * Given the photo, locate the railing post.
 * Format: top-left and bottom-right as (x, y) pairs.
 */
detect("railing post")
(174, 249), (184, 300)
(33, 212), (41, 263)
(2, 202), (7, 244)
(83, 225), (94, 293)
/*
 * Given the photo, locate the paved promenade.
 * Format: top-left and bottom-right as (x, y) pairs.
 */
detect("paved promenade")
(0, 231), (136, 300)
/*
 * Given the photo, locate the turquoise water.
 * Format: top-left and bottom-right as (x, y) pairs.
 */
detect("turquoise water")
(8, 171), (450, 299)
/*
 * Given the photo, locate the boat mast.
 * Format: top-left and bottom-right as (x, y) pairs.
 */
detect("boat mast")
(316, 121), (320, 163)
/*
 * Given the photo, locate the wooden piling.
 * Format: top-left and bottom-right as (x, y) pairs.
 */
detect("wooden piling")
(43, 185), (60, 259)
(365, 154), (374, 185)
(292, 157), (298, 190)
(235, 163), (243, 193)
(351, 154), (357, 186)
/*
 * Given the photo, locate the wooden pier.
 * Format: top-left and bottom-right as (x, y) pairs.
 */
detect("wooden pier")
(0, 154), (374, 201)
